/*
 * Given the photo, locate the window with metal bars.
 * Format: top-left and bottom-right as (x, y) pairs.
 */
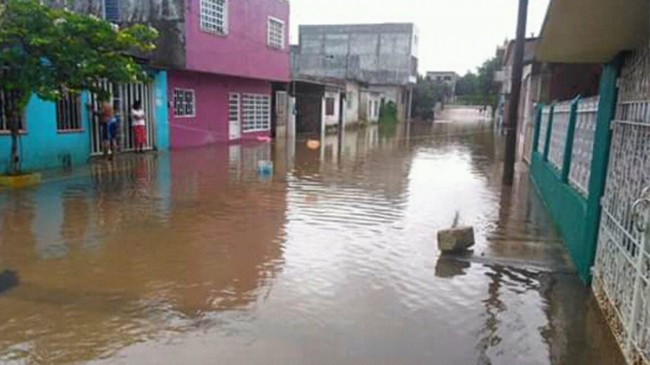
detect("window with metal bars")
(325, 97), (336, 116)
(56, 92), (83, 131)
(242, 94), (270, 132)
(103, 0), (120, 23)
(267, 17), (285, 49)
(229, 93), (240, 123)
(173, 89), (195, 117)
(200, 0), (228, 35)
(0, 89), (25, 132)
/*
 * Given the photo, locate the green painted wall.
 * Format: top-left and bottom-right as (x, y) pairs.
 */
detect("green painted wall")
(530, 58), (621, 284)
(530, 152), (589, 279)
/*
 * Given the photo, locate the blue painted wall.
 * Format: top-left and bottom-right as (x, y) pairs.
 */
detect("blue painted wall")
(0, 70), (169, 173)
(0, 94), (92, 173)
(154, 70), (170, 152)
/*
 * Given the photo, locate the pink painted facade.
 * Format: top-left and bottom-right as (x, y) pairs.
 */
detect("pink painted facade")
(185, 0), (290, 81)
(168, 71), (271, 149)
(169, 0), (290, 149)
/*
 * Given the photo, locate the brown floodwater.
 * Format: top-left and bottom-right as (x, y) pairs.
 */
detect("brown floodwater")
(0, 116), (623, 364)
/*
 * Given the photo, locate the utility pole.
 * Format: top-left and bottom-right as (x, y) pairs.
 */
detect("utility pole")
(503, 0), (529, 185)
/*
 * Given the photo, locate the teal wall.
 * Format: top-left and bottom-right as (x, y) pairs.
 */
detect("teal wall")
(0, 93), (92, 173)
(530, 59), (621, 284)
(0, 70), (169, 173)
(530, 152), (589, 279)
(154, 70), (170, 152)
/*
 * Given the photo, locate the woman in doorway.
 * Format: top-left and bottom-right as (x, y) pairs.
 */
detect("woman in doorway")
(131, 101), (147, 153)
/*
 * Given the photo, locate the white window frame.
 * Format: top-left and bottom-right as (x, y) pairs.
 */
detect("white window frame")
(267, 16), (285, 50)
(56, 91), (83, 132)
(242, 93), (271, 133)
(325, 96), (336, 117)
(173, 88), (196, 118)
(200, 0), (229, 35)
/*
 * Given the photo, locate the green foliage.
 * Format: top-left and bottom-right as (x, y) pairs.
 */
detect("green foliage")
(450, 56), (501, 113)
(456, 72), (478, 97)
(0, 0), (158, 111)
(379, 101), (398, 124)
(412, 75), (450, 120)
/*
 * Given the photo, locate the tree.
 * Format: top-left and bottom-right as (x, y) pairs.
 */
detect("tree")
(453, 57), (501, 111)
(412, 75), (450, 121)
(0, 0), (158, 174)
(456, 71), (478, 97)
(476, 56), (501, 109)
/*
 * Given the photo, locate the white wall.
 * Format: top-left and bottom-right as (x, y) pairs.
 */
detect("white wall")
(322, 91), (340, 127)
(345, 82), (361, 126)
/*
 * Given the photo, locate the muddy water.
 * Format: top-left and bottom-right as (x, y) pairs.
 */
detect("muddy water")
(0, 120), (622, 364)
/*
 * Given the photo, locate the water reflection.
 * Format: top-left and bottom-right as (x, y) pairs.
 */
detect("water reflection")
(0, 119), (623, 365)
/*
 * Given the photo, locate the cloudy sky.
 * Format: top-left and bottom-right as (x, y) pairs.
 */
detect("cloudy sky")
(290, 0), (550, 75)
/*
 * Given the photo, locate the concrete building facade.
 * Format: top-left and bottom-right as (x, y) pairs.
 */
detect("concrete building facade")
(169, 0), (291, 148)
(56, 0), (291, 149)
(426, 71), (459, 102)
(294, 23), (418, 122)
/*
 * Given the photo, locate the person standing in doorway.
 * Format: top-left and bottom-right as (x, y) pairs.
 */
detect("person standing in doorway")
(102, 101), (119, 160)
(89, 100), (119, 160)
(131, 101), (146, 153)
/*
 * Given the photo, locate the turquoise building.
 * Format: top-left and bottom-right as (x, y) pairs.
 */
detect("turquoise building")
(0, 70), (169, 173)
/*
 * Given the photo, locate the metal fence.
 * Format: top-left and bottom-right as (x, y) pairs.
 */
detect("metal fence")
(89, 81), (157, 155)
(594, 100), (650, 365)
(548, 101), (572, 170)
(537, 106), (551, 154)
(534, 97), (599, 197)
(569, 97), (600, 195)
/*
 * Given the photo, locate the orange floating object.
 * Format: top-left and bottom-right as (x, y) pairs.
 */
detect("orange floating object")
(307, 140), (320, 150)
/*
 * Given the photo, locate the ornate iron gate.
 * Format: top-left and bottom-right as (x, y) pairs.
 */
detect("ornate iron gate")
(594, 100), (650, 365)
(89, 81), (157, 155)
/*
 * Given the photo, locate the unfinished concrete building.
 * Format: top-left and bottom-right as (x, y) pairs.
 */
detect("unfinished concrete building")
(293, 23), (419, 122)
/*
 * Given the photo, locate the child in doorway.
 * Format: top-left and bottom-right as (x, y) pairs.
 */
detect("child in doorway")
(131, 101), (147, 153)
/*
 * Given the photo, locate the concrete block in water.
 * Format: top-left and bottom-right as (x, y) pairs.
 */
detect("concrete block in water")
(437, 227), (475, 253)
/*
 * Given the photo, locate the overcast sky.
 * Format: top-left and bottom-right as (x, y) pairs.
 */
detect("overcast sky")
(290, 0), (550, 75)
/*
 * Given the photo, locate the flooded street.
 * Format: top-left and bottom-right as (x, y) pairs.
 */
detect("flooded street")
(0, 118), (622, 364)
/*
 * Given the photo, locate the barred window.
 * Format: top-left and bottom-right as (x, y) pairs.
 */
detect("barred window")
(57, 92), (82, 131)
(200, 0), (228, 35)
(103, 0), (120, 23)
(325, 97), (336, 116)
(173, 89), (195, 117)
(267, 17), (285, 49)
(229, 93), (240, 123)
(242, 94), (270, 132)
(0, 89), (25, 132)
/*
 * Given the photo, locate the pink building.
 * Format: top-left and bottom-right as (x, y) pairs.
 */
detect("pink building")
(169, 0), (291, 149)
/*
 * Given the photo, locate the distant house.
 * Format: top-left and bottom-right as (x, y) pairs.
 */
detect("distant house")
(290, 76), (345, 137)
(293, 23), (419, 124)
(425, 71), (459, 102)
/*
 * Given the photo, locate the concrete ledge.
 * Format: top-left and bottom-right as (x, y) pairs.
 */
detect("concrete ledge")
(0, 173), (42, 188)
